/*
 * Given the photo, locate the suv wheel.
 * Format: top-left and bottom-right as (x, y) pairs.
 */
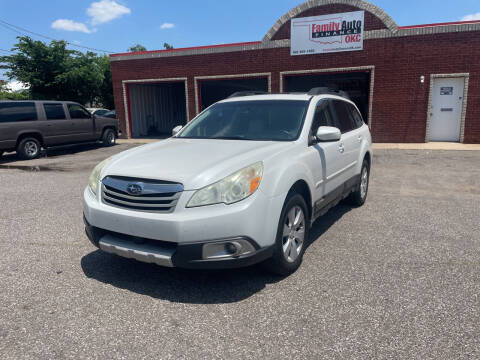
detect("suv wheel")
(17, 137), (41, 160)
(347, 159), (370, 206)
(264, 193), (309, 275)
(102, 129), (116, 147)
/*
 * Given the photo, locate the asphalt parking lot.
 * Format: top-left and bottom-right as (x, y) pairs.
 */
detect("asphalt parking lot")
(0, 143), (479, 359)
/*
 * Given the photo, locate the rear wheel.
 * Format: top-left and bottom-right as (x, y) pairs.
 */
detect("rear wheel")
(347, 159), (370, 206)
(102, 128), (116, 147)
(264, 193), (309, 275)
(17, 137), (41, 160)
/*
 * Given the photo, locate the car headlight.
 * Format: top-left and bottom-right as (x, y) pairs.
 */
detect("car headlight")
(88, 158), (111, 194)
(187, 162), (263, 207)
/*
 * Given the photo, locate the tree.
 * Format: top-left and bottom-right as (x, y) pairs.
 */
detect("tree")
(95, 54), (115, 109)
(0, 36), (112, 107)
(163, 43), (174, 50)
(128, 44), (147, 52)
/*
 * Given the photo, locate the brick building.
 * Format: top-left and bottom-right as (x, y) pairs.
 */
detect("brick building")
(110, 0), (480, 143)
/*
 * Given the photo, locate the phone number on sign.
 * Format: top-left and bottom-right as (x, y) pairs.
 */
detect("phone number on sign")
(292, 49), (315, 55)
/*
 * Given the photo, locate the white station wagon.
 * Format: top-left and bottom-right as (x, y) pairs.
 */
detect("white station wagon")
(83, 88), (372, 274)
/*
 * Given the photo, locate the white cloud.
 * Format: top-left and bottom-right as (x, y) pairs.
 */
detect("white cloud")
(160, 22), (175, 29)
(51, 19), (92, 33)
(7, 81), (28, 92)
(460, 12), (480, 21)
(87, 0), (131, 25)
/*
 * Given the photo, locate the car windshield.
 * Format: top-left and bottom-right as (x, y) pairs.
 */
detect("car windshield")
(177, 100), (309, 141)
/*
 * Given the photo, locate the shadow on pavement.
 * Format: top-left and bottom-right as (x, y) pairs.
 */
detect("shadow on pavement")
(81, 203), (353, 304)
(0, 142), (104, 165)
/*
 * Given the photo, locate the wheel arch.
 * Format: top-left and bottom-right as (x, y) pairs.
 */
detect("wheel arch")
(16, 132), (44, 147)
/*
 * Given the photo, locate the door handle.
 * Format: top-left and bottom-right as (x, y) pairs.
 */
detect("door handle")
(338, 143), (345, 153)
(357, 135), (362, 143)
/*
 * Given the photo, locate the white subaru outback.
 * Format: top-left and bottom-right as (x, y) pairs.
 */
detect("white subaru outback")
(83, 88), (372, 274)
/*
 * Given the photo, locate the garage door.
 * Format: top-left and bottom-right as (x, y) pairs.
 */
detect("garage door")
(199, 77), (269, 111)
(284, 71), (370, 122)
(129, 82), (187, 138)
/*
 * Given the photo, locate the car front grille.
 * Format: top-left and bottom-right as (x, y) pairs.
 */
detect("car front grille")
(101, 176), (183, 213)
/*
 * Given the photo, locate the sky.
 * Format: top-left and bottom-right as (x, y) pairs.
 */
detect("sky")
(1, 0), (480, 86)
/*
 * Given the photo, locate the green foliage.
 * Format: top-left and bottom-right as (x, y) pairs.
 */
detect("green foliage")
(0, 89), (30, 100)
(0, 36), (114, 108)
(128, 44), (147, 52)
(163, 43), (174, 50)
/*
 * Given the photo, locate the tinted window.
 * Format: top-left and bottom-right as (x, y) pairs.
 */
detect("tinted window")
(94, 109), (108, 116)
(68, 104), (91, 119)
(44, 103), (66, 120)
(178, 100), (309, 141)
(348, 104), (364, 128)
(311, 100), (335, 137)
(0, 102), (37, 123)
(332, 100), (355, 133)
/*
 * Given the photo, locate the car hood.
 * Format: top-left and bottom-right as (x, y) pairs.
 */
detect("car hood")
(102, 138), (290, 190)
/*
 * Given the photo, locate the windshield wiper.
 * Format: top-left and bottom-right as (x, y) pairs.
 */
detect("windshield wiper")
(211, 136), (252, 140)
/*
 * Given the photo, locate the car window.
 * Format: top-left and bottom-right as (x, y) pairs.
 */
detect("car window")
(311, 100), (335, 137)
(178, 100), (309, 141)
(68, 104), (91, 119)
(103, 110), (116, 118)
(44, 103), (66, 120)
(332, 100), (356, 134)
(0, 102), (37, 123)
(95, 109), (108, 116)
(348, 104), (364, 129)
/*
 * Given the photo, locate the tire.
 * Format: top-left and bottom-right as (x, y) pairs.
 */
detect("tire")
(17, 137), (41, 160)
(102, 128), (116, 147)
(264, 193), (310, 275)
(347, 159), (370, 206)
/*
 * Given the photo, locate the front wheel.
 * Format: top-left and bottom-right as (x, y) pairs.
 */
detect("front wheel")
(102, 129), (116, 147)
(264, 193), (309, 275)
(347, 159), (370, 206)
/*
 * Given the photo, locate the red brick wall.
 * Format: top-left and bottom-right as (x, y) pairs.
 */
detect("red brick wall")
(271, 4), (388, 41)
(111, 16), (480, 143)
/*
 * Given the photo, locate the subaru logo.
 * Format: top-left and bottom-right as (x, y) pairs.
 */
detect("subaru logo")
(126, 183), (142, 195)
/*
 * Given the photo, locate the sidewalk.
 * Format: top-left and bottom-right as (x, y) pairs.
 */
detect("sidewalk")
(373, 142), (480, 151)
(118, 138), (480, 151)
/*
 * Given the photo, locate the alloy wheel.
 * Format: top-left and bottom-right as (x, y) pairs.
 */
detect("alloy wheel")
(282, 205), (305, 262)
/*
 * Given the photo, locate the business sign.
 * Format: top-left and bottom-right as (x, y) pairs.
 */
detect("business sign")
(291, 11), (364, 56)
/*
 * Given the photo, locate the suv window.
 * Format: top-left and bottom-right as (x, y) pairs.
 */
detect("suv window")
(332, 100), (356, 134)
(0, 102), (37, 123)
(44, 103), (66, 120)
(68, 104), (91, 119)
(311, 100), (335, 138)
(348, 104), (364, 128)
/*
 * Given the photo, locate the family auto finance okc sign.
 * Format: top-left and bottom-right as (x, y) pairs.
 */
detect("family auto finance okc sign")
(291, 11), (365, 55)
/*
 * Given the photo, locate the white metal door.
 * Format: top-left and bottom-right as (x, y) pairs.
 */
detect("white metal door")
(429, 77), (464, 142)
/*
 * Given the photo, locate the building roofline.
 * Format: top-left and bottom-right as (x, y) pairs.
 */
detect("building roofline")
(110, 41), (262, 58)
(110, 20), (480, 61)
(398, 19), (480, 29)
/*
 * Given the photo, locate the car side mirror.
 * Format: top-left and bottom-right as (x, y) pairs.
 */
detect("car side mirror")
(315, 126), (341, 142)
(172, 125), (183, 136)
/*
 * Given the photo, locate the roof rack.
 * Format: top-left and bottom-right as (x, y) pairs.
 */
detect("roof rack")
(227, 91), (268, 98)
(307, 87), (350, 99)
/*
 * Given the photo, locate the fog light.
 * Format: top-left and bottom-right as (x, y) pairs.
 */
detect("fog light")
(202, 239), (255, 260)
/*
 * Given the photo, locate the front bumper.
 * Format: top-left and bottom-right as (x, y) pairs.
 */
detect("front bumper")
(84, 215), (274, 269)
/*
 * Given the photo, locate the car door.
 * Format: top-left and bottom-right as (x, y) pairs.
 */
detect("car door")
(67, 103), (95, 141)
(331, 99), (360, 182)
(42, 102), (76, 146)
(305, 99), (350, 205)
